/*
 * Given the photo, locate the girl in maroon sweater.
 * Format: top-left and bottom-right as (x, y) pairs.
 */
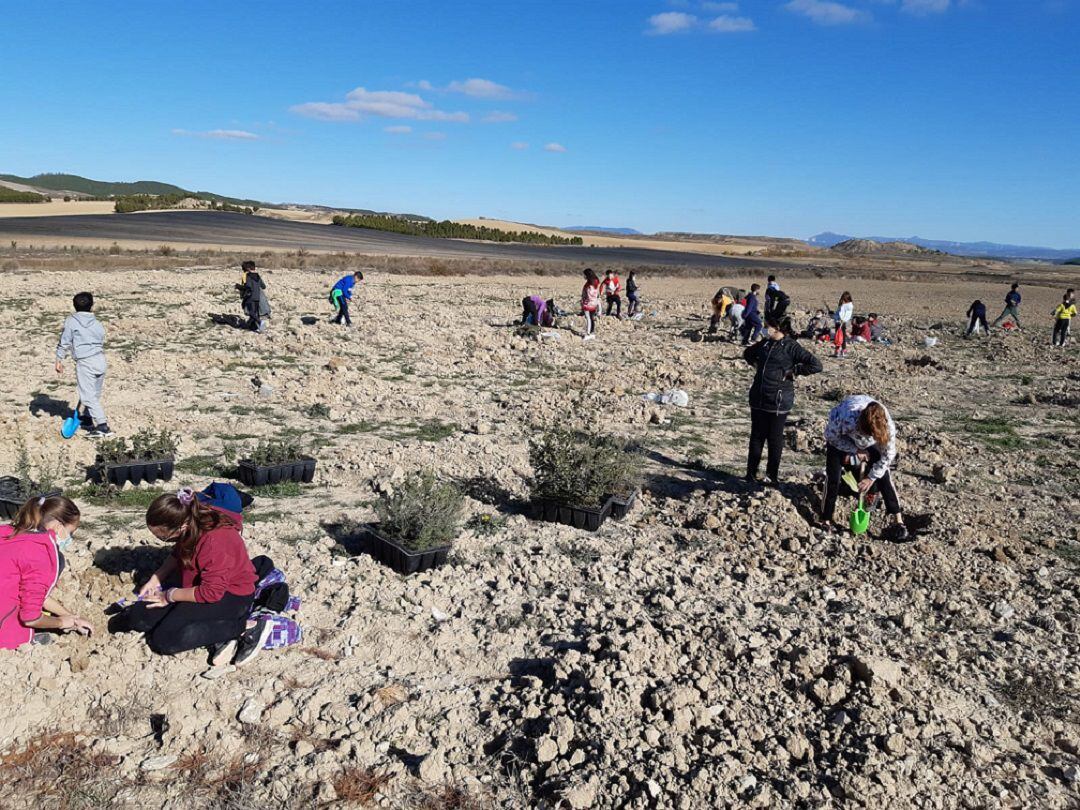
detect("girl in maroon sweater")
(119, 488), (266, 665)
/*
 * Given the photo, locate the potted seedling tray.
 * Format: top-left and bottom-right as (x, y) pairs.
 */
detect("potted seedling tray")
(606, 489), (640, 520)
(91, 459), (174, 487)
(361, 523), (451, 576)
(237, 457), (316, 487)
(0, 477), (61, 521)
(529, 498), (612, 532)
(90, 429), (178, 488)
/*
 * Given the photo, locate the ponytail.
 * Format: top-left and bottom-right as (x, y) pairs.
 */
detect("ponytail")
(146, 488), (232, 567)
(11, 496), (80, 535)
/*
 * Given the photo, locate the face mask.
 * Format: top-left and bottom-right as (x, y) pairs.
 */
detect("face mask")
(54, 529), (74, 553)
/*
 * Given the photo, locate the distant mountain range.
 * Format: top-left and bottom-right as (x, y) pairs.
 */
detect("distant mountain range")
(563, 226), (643, 235)
(809, 231), (1080, 262)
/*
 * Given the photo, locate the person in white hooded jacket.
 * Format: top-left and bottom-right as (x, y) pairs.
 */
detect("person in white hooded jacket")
(819, 394), (908, 540)
(55, 292), (110, 437)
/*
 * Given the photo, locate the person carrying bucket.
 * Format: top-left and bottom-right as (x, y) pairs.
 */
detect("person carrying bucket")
(817, 394), (908, 541)
(330, 270), (363, 327)
(55, 292), (111, 438)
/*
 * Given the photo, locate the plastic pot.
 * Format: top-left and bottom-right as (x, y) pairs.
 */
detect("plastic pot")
(528, 498), (611, 532)
(362, 523), (451, 576)
(0, 476), (62, 520)
(606, 489), (640, 520)
(236, 457), (317, 488)
(91, 458), (174, 487)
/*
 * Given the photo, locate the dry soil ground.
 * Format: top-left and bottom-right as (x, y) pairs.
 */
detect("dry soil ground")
(0, 263), (1076, 809)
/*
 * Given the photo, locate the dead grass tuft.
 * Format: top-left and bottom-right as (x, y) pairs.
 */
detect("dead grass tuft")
(333, 766), (394, 805)
(0, 730), (128, 808)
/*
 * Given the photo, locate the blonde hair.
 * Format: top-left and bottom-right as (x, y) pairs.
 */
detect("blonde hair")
(858, 402), (891, 446)
(11, 496), (80, 535)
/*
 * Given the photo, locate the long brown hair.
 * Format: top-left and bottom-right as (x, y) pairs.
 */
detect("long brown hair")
(11, 496), (81, 535)
(858, 401), (891, 446)
(146, 491), (233, 567)
(839, 291), (853, 305)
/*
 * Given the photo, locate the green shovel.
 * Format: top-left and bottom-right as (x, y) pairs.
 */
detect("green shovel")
(850, 494), (870, 535)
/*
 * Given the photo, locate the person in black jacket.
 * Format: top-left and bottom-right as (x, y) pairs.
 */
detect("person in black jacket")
(764, 275), (790, 320)
(743, 316), (823, 485)
(236, 260), (270, 333)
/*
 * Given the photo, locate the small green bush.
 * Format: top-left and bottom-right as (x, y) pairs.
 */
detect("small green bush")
(375, 471), (464, 551)
(529, 428), (643, 506)
(247, 437), (306, 466)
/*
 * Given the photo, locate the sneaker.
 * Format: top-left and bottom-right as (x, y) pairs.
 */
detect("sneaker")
(232, 616), (272, 667)
(582, 334), (595, 341)
(209, 638), (238, 668)
(885, 522), (910, 542)
(87, 424), (113, 438)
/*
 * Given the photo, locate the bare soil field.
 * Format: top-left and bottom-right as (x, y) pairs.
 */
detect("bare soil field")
(0, 258), (1076, 808)
(0, 200), (117, 218)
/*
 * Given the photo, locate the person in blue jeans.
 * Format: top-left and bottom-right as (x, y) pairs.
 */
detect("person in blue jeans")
(330, 271), (363, 327)
(740, 284), (763, 345)
(991, 283), (1022, 329)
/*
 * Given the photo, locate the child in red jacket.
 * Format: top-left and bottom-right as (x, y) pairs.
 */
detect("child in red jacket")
(601, 269), (622, 318)
(119, 488), (265, 665)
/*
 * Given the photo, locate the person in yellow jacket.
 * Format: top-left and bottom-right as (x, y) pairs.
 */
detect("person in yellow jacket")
(709, 287), (734, 334)
(1052, 293), (1077, 347)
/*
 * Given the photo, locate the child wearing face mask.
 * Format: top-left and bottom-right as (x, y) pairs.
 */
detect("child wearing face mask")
(0, 495), (93, 649)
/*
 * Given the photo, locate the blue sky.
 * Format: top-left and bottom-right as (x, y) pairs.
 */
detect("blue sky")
(3, 0), (1078, 247)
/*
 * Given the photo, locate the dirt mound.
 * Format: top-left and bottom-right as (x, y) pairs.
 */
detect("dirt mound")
(831, 238), (940, 256)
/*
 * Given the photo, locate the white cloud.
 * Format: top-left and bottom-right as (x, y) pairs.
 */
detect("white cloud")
(510, 141), (529, 150)
(384, 125), (412, 134)
(544, 142), (567, 153)
(708, 14), (756, 31)
(483, 111), (519, 123)
(647, 11), (698, 33)
(416, 80), (434, 91)
(172, 128), (261, 140)
(290, 87), (468, 123)
(446, 78), (517, 100)
(784, 0), (870, 25)
(901, 0), (950, 13)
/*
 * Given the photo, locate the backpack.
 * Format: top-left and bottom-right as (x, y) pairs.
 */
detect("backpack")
(251, 555), (296, 614)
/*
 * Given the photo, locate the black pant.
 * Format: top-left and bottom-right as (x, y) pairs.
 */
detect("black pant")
(747, 408), (787, 480)
(334, 298), (352, 326)
(966, 314), (988, 335)
(606, 295), (621, 317)
(1053, 318), (1069, 346)
(124, 591), (253, 655)
(821, 443), (900, 521)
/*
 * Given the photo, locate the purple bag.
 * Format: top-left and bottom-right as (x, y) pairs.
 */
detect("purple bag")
(254, 610), (303, 650)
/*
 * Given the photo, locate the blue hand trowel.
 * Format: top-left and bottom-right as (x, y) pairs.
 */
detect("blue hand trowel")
(61, 401), (81, 439)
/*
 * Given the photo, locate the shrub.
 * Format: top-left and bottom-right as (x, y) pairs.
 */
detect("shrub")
(11, 433), (62, 498)
(1, 260), (17, 272)
(157, 244), (176, 256)
(529, 428), (643, 506)
(108, 242), (121, 255)
(375, 471), (464, 551)
(247, 437), (306, 466)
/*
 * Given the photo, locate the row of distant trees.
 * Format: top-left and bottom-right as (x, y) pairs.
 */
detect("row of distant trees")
(331, 213), (584, 246)
(114, 194), (256, 215)
(0, 188), (48, 203)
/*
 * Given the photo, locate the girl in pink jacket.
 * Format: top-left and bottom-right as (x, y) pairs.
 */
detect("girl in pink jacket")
(0, 496), (93, 649)
(581, 268), (601, 340)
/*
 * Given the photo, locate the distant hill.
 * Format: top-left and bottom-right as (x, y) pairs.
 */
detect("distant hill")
(830, 238), (941, 257)
(0, 172), (265, 208)
(810, 231), (1080, 262)
(563, 226), (642, 235)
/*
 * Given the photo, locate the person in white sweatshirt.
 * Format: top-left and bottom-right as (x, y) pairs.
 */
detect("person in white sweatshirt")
(833, 291), (854, 358)
(55, 292), (110, 437)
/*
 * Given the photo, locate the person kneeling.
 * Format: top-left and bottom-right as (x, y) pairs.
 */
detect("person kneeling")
(0, 496), (93, 649)
(117, 488), (268, 665)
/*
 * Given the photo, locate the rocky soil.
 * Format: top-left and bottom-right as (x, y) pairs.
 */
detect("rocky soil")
(0, 266), (1076, 808)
